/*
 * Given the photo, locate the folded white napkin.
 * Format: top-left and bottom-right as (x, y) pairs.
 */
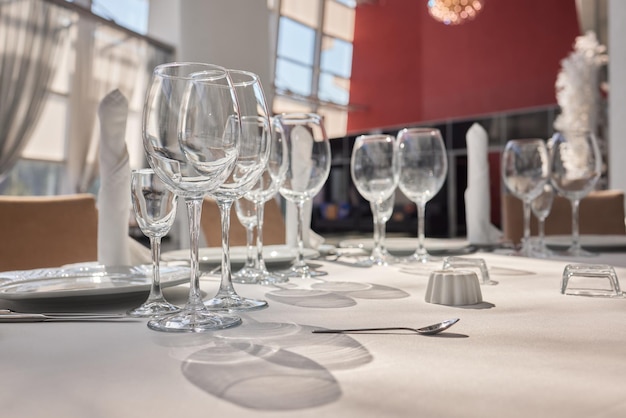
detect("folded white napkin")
(285, 125), (324, 249)
(97, 89), (150, 265)
(464, 123), (502, 245)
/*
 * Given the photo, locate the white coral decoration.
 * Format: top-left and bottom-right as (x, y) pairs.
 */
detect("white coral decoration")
(554, 31), (608, 133)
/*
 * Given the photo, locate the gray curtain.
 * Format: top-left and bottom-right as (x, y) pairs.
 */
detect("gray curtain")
(0, 0), (69, 184)
(65, 27), (173, 194)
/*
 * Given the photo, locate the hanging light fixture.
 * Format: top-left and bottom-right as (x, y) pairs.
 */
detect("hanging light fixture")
(427, 0), (484, 26)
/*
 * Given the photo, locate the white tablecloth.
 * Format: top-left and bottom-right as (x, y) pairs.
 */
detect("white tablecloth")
(1, 252), (626, 417)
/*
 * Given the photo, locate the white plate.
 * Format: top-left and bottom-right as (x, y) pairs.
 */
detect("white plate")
(338, 237), (470, 255)
(0, 264), (190, 301)
(545, 234), (626, 250)
(162, 245), (319, 267)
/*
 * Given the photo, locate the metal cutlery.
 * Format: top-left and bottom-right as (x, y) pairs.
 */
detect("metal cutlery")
(312, 318), (460, 335)
(0, 309), (129, 322)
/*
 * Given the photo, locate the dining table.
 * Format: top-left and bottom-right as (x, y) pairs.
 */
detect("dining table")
(1, 241), (626, 418)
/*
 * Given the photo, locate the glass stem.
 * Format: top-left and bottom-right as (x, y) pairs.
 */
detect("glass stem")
(522, 199), (531, 248)
(294, 200), (306, 267)
(372, 208), (381, 255)
(147, 235), (164, 301)
(378, 216), (387, 254)
(217, 199), (236, 297)
(538, 218), (546, 250)
(416, 201), (427, 256)
(256, 201), (267, 271)
(185, 198), (205, 310)
(571, 198), (581, 249)
(244, 225), (256, 269)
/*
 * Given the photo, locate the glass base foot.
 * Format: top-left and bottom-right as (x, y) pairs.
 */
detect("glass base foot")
(283, 264), (328, 279)
(147, 308), (242, 333)
(127, 299), (180, 318)
(258, 270), (290, 286)
(232, 267), (262, 284)
(401, 252), (440, 264)
(204, 295), (268, 312)
(561, 245), (597, 257)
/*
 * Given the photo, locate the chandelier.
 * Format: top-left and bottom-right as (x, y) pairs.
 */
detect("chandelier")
(427, 0), (484, 26)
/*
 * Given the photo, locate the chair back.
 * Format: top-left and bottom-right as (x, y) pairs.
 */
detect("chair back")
(0, 194), (98, 271)
(201, 197), (285, 247)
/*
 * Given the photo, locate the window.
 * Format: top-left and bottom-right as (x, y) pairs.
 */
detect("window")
(1, 0), (155, 196)
(272, 0), (355, 138)
(91, 0), (149, 34)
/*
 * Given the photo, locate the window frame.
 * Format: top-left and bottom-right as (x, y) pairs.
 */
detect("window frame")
(271, 0), (355, 138)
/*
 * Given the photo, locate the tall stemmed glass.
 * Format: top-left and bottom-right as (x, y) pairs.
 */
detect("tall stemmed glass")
(232, 197), (260, 283)
(143, 62), (241, 332)
(501, 139), (550, 257)
(275, 113), (331, 279)
(397, 128), (448, 263)
(127, 169), (180, 317)
(531, 183), (556, 257)
(370, 191), (396, 265)
(350, 134), (399, 266)
(245, 118), (289, 285)
(549, 130), (601, 256)
(189, 70), (270, 311)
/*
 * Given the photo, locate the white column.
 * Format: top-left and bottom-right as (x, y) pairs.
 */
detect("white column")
(608, 0), (626, 202)
(148, 0), (272, 97)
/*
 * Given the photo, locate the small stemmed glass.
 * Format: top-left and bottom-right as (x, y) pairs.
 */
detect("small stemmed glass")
(531, 183), (556, 257)
(127, 168), (180, 317)
(370, 191), (397, 265)
(501, 138), (550, 257)
(197, 70), (270, 311)
(232, 197), (260, 283)
(245, 119), (289, 285)
(350, 134), (399, 267)
(143, 62), (241, 332)
(275, 113), (331, 279)
(549, 130), (601, 256)
(397, 128), (448, 263)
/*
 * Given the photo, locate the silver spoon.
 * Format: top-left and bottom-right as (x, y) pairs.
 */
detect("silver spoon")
(312, 318), (460, 335)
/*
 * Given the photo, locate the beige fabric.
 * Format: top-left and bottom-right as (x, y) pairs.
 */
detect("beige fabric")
(0, 194), (98, 271)
(201, 197), (285, 247)
(502, 189), (626, 244)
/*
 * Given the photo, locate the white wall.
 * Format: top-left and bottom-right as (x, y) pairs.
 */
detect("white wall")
(148, 0), (272, 100)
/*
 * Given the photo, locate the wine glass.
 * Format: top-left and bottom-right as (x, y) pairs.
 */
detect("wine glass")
(244, 117), (289, 285)
(531, 183), (556, 257)
(232, 197), (260, 283)
(370, 191), (397, 265)
(187, 70), (270, 311)
(397, 128), (448, 263)
(127, 169), (180, 317)
(350, 134), (399, 266)
(275, 113), (331, 279)
(501, 138), (550, 257)
(549, 130), (601, 256)
(143, 62), (242, 332)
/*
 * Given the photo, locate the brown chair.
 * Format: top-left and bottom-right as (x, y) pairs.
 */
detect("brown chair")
(201, 197), (285, 247)
(502, 189), (626, 245)
(0, 194), (99, 271)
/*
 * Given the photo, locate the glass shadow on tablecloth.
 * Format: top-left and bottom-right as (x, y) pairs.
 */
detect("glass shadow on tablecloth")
(264, 282), (410, 308)
(152, 322), (373, 411)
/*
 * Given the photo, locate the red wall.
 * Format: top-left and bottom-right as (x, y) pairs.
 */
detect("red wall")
(348, 0), (581, 133)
